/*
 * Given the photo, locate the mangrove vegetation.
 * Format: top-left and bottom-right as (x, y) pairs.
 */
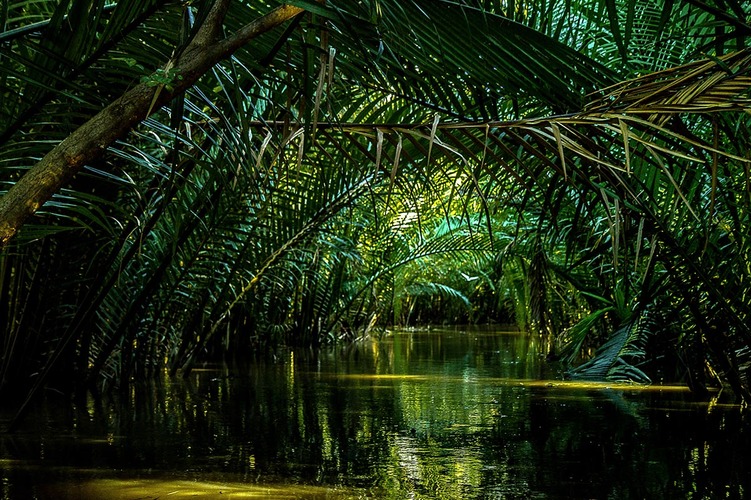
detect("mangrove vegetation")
(1, 0), (751, 428)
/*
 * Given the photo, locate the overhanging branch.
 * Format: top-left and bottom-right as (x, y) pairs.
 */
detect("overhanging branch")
(0, 2), (304, 247)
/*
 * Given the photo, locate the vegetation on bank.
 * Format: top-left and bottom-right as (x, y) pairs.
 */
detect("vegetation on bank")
(1, 0), (750, 424)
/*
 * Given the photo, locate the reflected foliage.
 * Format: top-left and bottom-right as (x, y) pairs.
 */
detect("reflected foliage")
(1, 330), (748, 499)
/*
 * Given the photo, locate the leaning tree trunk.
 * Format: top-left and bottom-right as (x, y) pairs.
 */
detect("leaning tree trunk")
(0, 1), (304, 247)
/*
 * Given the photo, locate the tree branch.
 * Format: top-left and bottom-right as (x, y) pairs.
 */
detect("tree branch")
(0, 2), (304, 247)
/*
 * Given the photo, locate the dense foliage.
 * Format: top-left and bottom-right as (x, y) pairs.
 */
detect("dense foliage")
(1, 0), (751, 423)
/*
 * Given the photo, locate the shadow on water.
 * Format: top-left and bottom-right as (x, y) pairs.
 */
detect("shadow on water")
(1, 327), (749, 499)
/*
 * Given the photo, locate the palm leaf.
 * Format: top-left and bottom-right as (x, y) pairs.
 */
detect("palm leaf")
(567, 310), (654, 383)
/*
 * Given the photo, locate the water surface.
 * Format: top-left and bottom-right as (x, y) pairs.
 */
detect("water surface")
(1, 327), (749, 498)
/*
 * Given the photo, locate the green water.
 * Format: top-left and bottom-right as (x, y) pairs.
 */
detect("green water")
(1, 328), (748, 499)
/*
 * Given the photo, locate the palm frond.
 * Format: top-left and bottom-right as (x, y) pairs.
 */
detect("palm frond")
(3, 0), (751, 415)
(567, 308), (654, 383)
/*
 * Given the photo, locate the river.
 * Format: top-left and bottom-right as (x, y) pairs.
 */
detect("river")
(1, 327), (749, 498)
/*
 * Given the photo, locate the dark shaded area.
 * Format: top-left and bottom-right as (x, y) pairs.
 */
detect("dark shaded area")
(1, 328), (749, 498)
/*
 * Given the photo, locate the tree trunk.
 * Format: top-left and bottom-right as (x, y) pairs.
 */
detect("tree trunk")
(0, 2), (304, 247)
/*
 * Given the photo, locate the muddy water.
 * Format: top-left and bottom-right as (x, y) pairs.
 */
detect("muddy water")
(1, 328), (749, 498)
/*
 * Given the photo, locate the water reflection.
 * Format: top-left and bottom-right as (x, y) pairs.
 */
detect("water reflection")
(1, 327), (749, 499)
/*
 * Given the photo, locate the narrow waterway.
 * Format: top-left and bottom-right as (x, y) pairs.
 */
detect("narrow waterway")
(1, 327), (749, 498)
